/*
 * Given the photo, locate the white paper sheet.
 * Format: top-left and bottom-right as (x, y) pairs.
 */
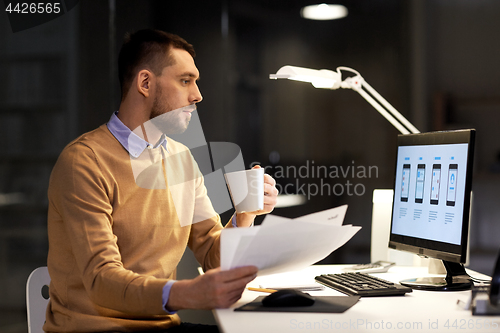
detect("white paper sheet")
(220, 204), (361, 276)
(293, 204), (347, 225)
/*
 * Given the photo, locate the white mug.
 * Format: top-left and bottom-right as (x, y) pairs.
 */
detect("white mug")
(224, 168), (264, 213)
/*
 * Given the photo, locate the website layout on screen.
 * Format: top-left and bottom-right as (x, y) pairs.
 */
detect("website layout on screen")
(391, 143), (469, 245)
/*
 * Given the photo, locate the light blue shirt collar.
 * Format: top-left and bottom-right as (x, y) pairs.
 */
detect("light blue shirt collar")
(107, 111), (168, 158)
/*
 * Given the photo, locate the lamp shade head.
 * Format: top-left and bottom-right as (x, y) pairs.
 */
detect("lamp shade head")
(269, 65), (341, 89)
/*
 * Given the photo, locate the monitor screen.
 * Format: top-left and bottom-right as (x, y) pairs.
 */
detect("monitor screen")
(389, 129), (475, 264)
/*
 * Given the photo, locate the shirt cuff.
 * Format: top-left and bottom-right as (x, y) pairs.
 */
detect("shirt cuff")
(231, 213), (254, 228)
(162, 280), (178, 314)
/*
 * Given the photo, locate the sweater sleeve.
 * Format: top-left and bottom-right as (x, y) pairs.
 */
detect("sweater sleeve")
(185, 150), (243, 271)
(187, 172), (224, 272)
(48, 142), (169, 315)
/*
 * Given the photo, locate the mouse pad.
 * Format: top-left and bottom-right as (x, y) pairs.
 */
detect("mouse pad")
(234, 296), (360, 313)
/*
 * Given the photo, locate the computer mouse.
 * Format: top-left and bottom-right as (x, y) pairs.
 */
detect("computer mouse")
(262, 289), (315, 307)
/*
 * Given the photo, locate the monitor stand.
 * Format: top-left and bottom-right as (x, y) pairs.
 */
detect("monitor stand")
(399, 260), (473, 291)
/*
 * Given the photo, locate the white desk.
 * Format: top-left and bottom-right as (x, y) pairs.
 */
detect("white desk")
(214, 265), (500, 333)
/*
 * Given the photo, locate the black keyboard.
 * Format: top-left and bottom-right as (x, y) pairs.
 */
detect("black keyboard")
(315, 272), (413, 297)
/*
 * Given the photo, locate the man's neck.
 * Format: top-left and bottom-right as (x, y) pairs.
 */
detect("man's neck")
(117, 99), (163, 145)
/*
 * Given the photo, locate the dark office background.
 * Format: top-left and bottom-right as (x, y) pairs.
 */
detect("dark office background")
(1, 0), (500, 331)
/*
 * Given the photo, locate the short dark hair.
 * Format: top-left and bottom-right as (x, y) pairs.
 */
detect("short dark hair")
(118, 29), (195, 99)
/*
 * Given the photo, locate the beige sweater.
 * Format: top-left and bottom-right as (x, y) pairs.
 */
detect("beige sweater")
(45, 125), (229, 332)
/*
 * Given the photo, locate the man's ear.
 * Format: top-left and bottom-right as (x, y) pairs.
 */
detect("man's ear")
(136, 69), (153, 98)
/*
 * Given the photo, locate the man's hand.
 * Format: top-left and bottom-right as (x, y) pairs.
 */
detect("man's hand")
(167, 266), (258, 310)
(236, 165), (278, 227)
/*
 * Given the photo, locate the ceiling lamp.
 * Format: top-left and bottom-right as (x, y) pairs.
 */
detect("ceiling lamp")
(300, 3), (348, 20)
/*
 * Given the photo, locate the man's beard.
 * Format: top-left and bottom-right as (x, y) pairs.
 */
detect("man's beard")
(149, 86), (191, 135)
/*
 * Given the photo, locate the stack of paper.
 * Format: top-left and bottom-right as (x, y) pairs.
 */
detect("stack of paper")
(221, 205), (361, 276)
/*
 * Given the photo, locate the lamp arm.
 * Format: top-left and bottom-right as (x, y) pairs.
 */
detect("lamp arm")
(361, 81), (420, 134)
(356, 88), (411, 135)
(337, 67), (420, 134)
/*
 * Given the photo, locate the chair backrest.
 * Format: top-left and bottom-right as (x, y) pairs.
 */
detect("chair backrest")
(26, 266), (50, 333)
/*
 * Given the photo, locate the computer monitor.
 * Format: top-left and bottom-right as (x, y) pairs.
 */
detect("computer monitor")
(388, 129), (476, 291)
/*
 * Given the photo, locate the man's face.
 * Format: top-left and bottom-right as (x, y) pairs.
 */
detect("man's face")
(149, 48), (202, 135)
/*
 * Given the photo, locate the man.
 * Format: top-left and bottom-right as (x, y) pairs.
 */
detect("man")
(45, 29), (278, 332)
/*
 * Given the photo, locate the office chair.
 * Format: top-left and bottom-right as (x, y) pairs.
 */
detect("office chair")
(26, 266), (50, 333)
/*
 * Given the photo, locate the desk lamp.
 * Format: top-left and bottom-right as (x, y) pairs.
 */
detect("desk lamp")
(269, 65), (429, 268)
(269, 65), (420, 135)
